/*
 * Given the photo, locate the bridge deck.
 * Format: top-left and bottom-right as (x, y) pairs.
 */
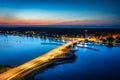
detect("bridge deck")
(0, 42), (75, 80)
(0, 38), (112, 80)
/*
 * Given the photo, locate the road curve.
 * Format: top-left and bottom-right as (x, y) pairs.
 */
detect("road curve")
(0, 42), (74, 80)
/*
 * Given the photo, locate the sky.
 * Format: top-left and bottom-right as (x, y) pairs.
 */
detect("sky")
(0, 0), (120, 26)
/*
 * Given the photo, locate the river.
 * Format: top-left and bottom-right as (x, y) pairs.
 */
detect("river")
(0, 34), (120, 80)
(0, 34), (60, 66)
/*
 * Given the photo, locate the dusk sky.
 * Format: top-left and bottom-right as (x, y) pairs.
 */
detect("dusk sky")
(0, 0), (120, 25)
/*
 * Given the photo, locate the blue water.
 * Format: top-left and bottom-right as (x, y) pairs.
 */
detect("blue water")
(0, 34), (120, 80)
(0, 34), (60, 66)
(35, 45), (120, 80)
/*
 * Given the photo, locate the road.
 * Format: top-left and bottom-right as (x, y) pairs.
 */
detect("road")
(0, 38), (97, 80)
(0, 41), (75, 80)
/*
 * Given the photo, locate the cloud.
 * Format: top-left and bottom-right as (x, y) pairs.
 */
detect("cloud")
(55, 20), (120, 25)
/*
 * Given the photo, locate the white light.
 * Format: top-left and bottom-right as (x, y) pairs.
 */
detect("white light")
(75, 46), (78, 49)
(78, 43), (83, 47)
(62, 40), (65, 43)
(84, 43), (88, 47)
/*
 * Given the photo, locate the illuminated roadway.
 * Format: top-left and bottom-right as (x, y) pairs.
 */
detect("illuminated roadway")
(0, 38), (97, 80)
(0, 41), (77, 80)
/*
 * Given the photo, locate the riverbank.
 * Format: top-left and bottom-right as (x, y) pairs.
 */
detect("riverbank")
(0, 65), (15, 74)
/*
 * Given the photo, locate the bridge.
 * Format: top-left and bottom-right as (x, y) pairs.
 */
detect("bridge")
(0, 41), (79, 80)
(0, 37), (117, 80)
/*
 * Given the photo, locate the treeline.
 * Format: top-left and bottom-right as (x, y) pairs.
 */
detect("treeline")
(0, 27), (120, 35)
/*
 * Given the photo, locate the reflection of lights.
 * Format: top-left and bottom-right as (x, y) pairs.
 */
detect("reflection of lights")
(84, 43), (88, 47)
(46, 39), (49, 42)
(62, 40), (65, 43)
(78, 43), (83, 47)
(75, 46), (78, 49)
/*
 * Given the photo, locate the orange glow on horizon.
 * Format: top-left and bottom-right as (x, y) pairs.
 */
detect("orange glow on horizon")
(0, 19), (120, 25)
(0, 19), (62, 25)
